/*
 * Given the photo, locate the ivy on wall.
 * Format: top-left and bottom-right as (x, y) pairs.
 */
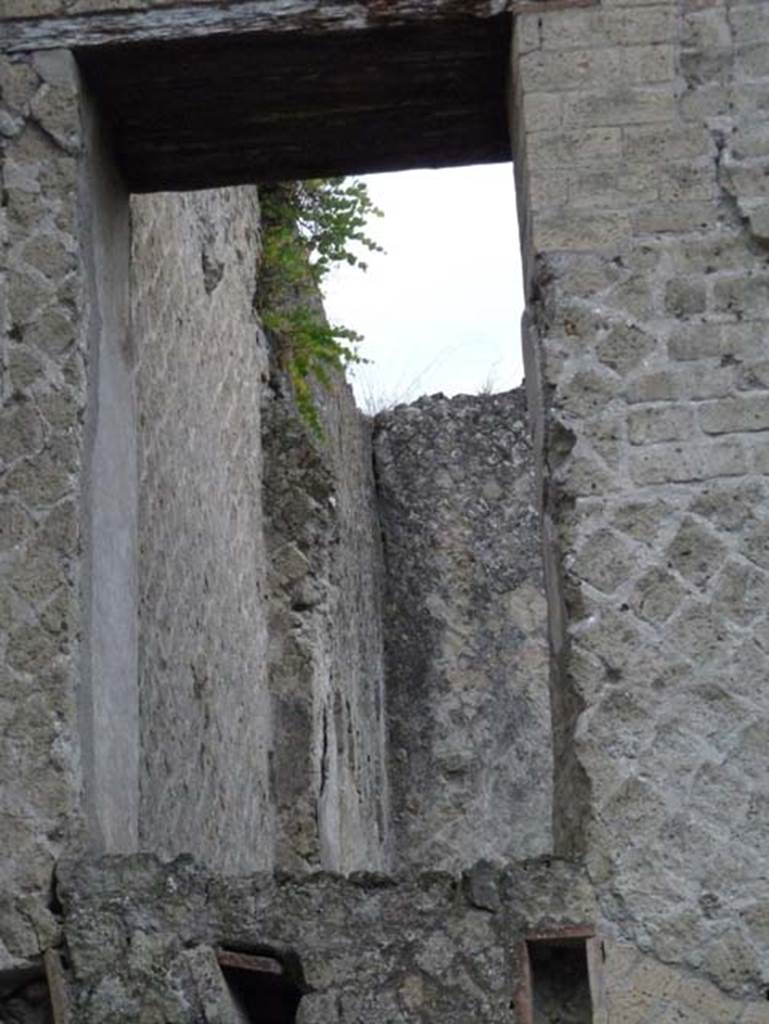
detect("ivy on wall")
(258, 178), (383, 431)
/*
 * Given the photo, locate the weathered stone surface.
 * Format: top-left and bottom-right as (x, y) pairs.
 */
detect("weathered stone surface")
(53, 854), (769, 1024)
(262, 357), (390, 875)
(0, 50), (86, 975)
(56, 853), (597, 1024)
(132, 187), (276, 872)
(514, 0), (769, 997)
(375, 390), (552, 870)
(132, 185), (390, 877)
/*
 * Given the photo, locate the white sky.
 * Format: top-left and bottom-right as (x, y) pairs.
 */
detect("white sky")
(323, 163), (526, 413)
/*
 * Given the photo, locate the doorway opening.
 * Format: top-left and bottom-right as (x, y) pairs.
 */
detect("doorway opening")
(217, 950), (305, 1024)
(516, 930), (604, 1024)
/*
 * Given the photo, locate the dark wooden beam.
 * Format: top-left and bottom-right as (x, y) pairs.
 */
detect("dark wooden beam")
(77, 16), (513, 191)
(3, 0), (592, 53)
(217, 950), (284, 976)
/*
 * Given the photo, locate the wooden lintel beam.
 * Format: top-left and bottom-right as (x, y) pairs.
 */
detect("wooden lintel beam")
(216, 949), (284, 976)
(2, 0), (596, 53)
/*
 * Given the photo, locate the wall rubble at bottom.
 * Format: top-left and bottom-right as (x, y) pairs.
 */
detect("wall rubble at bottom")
(53, 853), (769, 1024)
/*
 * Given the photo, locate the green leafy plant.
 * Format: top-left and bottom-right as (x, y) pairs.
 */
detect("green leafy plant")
(259, 178), (383, 432)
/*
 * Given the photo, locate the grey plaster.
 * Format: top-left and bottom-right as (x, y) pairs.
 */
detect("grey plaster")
(78, 70), (138, 854)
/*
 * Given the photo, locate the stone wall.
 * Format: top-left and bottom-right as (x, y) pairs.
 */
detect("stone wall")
(262, 368), (390, 875)
(56, 852), (596, 1024)
(513, 0), (769, 997)
(375, 390), (552, 870)
(1, 50), (92, 975)
(57, 853), (769, 1024)
(132, 187), (275, 873)
(3, 1), (769, 1019)
(130, 184), (390, 877)
(131, 187), (391, 877)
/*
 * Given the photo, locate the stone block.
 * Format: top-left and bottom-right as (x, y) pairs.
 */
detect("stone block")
(713, 275), (769, 319)
(664, 277), (707, 317)
(20, 306), (76, 357)
(570, 528), (634, 594)
(29, 82), (81, 155)
(612, 498), (674, 544)
(6, 269), (55, 327)
(713, 559), (769, 626)
(0, 57), (39, 114)
(568, 167), (659, 209)
(731, 124), (769, 159)
(658, 163), (715, 203)
(681, 6), (733, 52)
(736, 43), (769, 81)
(540, 7), (676, 50)
(631, 567), (687, 624)
(596, 322), (657, 374)
(679, 81), (732, 123)
(526, 127), (622, 168)
(622, 123), (711, 163)
(520, 91), (563, 132)
(297, 992), (341, 1024)
(701, 929), (759, 994)
(689, 479), (767, 531)
(633, 201), (722, 235)
(630, 439), (748, 485)
(699, 396), (769, 435)
(562, 87), (676, 128)
(532, 209), (632, 250)
(655, 1001), (704, 1024)
(0, 401), (44, 464)
(7, 546), (67, 606)
(730, 4), (769, 44)
(744, 202), (769, 244)
(672, 232), (753, 275)
(752, 439), (769, 475)
(558, 368), (617, 419)
(514, 14), (541, 56)
(740, 520), (769, 570)
(668, 323), (737, 362)
(0, 0), (64, 16)
(527, 167), (570, 211)
(20, 233), (74, 281)
(519, 45), (674, 93)
(724, 162), (769, 201)
(627, 405), (697, 445)
(741, 1002), (769, 1024)
(562, 449), (619, 496)
(626, 366), (733, 403)
(666, 516), (728, 589)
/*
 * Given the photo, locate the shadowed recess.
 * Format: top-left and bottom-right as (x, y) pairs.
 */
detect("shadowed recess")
(75, 16), (511, 192)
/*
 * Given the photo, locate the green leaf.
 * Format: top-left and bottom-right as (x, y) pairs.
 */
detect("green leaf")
(258, 177), (381, 431)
